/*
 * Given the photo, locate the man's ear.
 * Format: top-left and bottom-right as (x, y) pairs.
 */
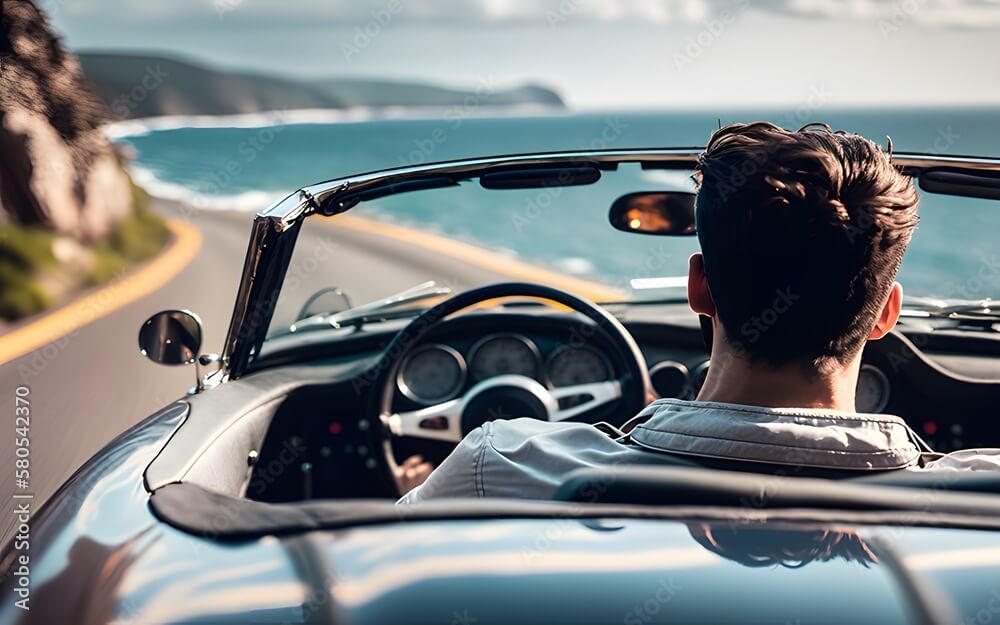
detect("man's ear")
(869, 282), (903, 341)
(688, 253), (716, 317)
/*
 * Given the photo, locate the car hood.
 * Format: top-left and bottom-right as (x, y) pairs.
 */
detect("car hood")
(311, 518), (993, 625)
(16, 515), (999, 625)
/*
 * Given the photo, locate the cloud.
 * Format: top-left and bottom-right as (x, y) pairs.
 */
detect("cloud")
(220, 0), (720, 25)
(289, 0), (1000, 28)
(52, 0), (1000, 28)
(779, 0), (1000, 28)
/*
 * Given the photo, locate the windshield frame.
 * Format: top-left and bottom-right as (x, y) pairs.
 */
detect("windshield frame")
(219, 148), (1000, 380)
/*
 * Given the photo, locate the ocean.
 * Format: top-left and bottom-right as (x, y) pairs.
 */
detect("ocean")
(113, 108), (1000, 300)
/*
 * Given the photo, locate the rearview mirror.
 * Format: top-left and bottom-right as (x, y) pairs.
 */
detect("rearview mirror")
(609, 192), (697, 236)
(138, 309), (203, 365)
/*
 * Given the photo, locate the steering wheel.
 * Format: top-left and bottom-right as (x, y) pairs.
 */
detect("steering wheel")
(364, 282), (651, 496)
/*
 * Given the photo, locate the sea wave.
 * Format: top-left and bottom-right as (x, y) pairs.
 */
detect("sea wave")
(104, 104), (562, 140)
(129, 164), (284, 212)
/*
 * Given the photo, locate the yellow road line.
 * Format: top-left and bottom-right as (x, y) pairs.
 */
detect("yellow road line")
(0, 219), (202, 366)
(330, 214), (625, 302)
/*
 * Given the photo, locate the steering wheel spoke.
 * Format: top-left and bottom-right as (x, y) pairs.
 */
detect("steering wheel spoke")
(383, 399), (464, 443)
(549, 379), (623, 421)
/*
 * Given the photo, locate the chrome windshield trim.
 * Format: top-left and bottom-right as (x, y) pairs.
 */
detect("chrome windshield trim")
(258, 189), (319, 231)
(298, 149), (1000, 213)
(892, 152), (1000, 173)
(303, 148), (706, 211)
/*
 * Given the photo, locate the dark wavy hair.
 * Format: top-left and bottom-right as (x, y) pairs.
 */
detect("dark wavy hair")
(695, 122), (920, 367)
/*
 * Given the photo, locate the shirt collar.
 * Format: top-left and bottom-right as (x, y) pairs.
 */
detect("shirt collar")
(628, 398), (923, 471)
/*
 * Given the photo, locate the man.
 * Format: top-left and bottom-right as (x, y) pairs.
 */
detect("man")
(398, 121), (999, 503)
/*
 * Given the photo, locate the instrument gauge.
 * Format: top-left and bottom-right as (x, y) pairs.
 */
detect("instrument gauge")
(468, 334), (541, 381)
(649, 360), (690, 398)
(397, 345), (466, 405)
(546, 346), (612, 387)
(856, 364), (890, 413)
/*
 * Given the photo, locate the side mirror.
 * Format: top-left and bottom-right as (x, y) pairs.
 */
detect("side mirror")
(609, 191), (697, 236)
(138, 309), (203, 366)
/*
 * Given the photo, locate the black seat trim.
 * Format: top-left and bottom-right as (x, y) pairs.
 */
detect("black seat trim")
(553, 465), (1000, 506)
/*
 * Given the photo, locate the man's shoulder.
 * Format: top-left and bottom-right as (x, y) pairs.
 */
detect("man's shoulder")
(483, 417), (627, 453)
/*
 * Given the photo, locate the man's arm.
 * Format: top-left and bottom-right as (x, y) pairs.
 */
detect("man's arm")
(398, 417), (636, 503)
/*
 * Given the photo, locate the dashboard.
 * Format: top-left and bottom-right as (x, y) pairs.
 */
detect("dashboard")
(396, 333), (615, 407)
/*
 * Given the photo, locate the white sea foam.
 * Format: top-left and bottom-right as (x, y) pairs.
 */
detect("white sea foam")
(104, 104), (561, 140)
(129, 164), (285, 212)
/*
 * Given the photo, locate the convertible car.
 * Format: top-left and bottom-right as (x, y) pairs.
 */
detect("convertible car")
(3, 147), (1000, 624)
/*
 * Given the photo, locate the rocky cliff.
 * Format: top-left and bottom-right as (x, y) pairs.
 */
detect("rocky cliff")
(0, 0), (132, 241)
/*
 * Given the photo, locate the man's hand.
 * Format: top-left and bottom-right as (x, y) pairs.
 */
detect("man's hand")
(394, 454), (434, 494)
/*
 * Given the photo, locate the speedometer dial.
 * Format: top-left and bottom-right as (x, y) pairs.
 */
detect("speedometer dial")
(397, 345), (466, 405)
(469, 334), (541, 381)
(546, 346), (612, 387)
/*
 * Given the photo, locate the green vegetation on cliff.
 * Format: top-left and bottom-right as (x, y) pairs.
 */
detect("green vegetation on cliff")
(0, 227), (57, 320)
(0, 178), (170, 321)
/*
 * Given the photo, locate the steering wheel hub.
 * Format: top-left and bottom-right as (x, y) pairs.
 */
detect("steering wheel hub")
(460, 376), (556, 434)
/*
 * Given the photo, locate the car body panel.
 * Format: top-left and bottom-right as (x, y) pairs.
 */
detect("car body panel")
(8, 483), (1000, 625)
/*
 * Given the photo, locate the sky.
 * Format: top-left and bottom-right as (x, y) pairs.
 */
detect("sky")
(42, 0), (1000, 109)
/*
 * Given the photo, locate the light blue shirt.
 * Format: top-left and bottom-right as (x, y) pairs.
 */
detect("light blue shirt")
(398, 398), (1000, 503)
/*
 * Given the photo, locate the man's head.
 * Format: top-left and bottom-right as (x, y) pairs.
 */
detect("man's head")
(688, 122), (919, 370)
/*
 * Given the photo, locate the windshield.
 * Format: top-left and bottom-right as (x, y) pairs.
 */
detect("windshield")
(267, 159), (1000, 338)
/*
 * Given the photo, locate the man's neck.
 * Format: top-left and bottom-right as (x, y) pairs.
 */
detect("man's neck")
(696, 347), (859, 412)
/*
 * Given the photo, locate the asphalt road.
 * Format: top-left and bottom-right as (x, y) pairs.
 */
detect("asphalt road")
(0, 200), (512, 546)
